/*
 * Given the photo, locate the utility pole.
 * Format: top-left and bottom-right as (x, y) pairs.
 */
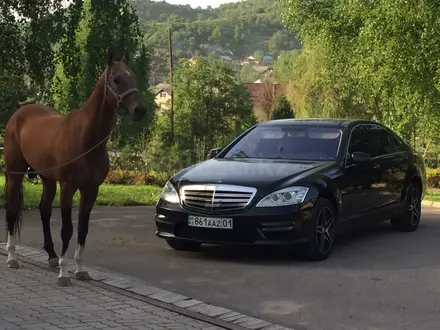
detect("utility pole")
(168, 27), (174, 141)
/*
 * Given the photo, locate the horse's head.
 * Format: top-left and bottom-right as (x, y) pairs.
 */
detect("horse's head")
(104, 51), (146, 121)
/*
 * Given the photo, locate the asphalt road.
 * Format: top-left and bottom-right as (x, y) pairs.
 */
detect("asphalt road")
(2, 206), (440, 330)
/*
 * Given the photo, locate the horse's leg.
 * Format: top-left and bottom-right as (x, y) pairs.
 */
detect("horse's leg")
(5, 173), (25, 269)
(57, 181), (77, 286)
(74, 185), (99, 280)
(39, 178), (58, 267)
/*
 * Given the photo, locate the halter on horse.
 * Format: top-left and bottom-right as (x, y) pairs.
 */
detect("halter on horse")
(3, 51), (146, 286)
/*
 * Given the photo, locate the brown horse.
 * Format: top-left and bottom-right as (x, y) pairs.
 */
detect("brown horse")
(3, 51), (146, 286)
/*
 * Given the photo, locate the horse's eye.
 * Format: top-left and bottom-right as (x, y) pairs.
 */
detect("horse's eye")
(114, 78), (120, 85)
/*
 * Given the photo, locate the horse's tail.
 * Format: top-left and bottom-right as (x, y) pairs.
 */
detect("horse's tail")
(26, 167), (37, 180)
(3, 174), (24, 240)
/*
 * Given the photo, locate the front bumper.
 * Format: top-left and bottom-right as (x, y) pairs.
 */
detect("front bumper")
(155, 200), (314, 246)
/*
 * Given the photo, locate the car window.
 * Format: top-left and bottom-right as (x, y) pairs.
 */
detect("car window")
(365, 125), (385, 157)
(368, 125), (406, 156)
(347, 125), (370, 155)
(384, 131), (407, 153)
(222, 125), (342, 161)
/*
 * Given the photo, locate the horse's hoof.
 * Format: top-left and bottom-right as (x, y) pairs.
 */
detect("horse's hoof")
(75, 271), (92, 281)
(57, 277), (72, 287)
(7, 260), (19, 269)
(48, 257), (59, 267)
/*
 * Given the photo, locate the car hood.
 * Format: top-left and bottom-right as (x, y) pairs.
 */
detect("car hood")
(173, 158), (336, 189)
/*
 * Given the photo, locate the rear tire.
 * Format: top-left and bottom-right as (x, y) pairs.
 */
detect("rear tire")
(300, 198), (337, 261)
(390, 181), (421, 232)
(166, 239), (202, 251)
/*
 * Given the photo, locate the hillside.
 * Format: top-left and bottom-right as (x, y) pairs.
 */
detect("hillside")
(130, 0), (301, 78)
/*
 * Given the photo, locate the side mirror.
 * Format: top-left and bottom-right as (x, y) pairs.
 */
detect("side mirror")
(208, 147), (222, 159)
(351, 151), (371, 163)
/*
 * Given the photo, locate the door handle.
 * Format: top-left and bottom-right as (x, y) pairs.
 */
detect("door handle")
(373, 164), (380, 170)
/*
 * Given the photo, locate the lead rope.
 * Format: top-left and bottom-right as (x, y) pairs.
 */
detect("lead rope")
(2, 67), (138, 176)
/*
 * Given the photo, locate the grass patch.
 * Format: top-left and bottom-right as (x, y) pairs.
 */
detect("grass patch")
(0, 176), (163, 210)
(2, 175), (437, 209)
(425, 188), (440, 201)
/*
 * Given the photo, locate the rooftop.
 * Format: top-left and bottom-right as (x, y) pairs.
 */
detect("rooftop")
(154, 83), (171, 95)
(260, 118), (380, 129)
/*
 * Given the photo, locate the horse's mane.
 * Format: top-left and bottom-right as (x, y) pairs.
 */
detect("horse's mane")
(16, 100), (30, 108)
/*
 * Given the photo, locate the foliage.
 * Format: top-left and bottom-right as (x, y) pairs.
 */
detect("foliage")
(131, 0), (301, 77)
(425, 188), (440, 201)
(426, 168), (440, 189)
(0, 73), (31, 125)
(253, 50), (264, 63)
(105, 169), (171, 186)
(0, 175), (162, 209)
(239, 63), (261, 83)
(273, 50), (300, 83)
(49, 0), (156, 148)
(279, 0), (440, 147)
(173, 57), (256, 156)
(0, 0), (71, 99)
(0, 0), (80, 124)
(142, 116), (189, 172)
(271, 93), (294, 120)
(143, 57), (257, 171)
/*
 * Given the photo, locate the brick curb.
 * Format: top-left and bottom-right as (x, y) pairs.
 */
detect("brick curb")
(0, 243), (295, 330)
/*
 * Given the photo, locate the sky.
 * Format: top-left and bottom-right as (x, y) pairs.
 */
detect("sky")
(155, 0), (241, 9)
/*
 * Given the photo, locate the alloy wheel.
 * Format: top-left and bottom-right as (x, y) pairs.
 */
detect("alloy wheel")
(408, 188), (421, 227)
(315, 207), (335, 254)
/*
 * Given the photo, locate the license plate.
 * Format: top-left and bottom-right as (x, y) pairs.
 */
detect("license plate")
(188, 215), (233, 229)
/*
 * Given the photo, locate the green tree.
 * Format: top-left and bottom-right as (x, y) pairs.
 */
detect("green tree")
(50, 0), (155, 147)
(279, 0), (440, 147)
(273, 50), (300, 83)
(0, 73), (31, 125)
(173, 57), (255, 155)
(239, 63), (260, 83)
(271, 93), (294, 120)
(253, 50), (264, 63)
(268, 30), (300, 57)
(0, 0), (79, 123)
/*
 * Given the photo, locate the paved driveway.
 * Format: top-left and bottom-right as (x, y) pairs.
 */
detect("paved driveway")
(3, 206), (440, 330)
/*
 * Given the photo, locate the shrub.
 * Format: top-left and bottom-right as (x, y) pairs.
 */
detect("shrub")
(109, 145), (146, 171)
(426, 167), (440, 188)
(271, 93), (294, 120)
(104, 169), (172, 186)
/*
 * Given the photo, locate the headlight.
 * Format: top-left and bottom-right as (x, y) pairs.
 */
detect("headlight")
(159, 181), (180, 204)
(256, 186), (309, 207)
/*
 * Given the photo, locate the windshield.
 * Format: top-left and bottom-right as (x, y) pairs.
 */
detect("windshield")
(222, 125), (342, 161)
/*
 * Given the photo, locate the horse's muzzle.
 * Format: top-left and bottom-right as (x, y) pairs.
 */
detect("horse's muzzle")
(132, 105), (146, 121)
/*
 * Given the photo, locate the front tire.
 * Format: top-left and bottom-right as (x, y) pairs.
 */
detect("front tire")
(301, 198), (337, 261)
(166, 239), (202, 251)
(390, 181), (422, 232)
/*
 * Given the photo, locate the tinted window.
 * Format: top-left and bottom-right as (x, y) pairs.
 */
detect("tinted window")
(368, 125), (406, 156)
(382, 130), (406, 153)
(389, 133), (407, 152)
(348, 125), (370, 154)
(222, 125), (342, 161)
(365, 125), (385, 157)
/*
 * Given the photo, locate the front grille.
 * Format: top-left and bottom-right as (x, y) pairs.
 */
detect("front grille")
(180, 184), (257, 213)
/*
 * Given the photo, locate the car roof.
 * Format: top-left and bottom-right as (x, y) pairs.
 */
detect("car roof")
(259, 118), (383, 130)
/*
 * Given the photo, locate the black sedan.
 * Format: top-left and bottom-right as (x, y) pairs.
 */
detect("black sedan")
(155, 119), (426, 261)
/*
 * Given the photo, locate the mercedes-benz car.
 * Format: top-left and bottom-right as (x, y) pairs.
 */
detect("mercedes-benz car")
(155, 119), (426, 261)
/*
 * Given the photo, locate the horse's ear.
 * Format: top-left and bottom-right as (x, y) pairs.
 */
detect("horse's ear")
(107, 50), (114, 67)
(121, 51), (129, 64)
(121, 48), (130, 65)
